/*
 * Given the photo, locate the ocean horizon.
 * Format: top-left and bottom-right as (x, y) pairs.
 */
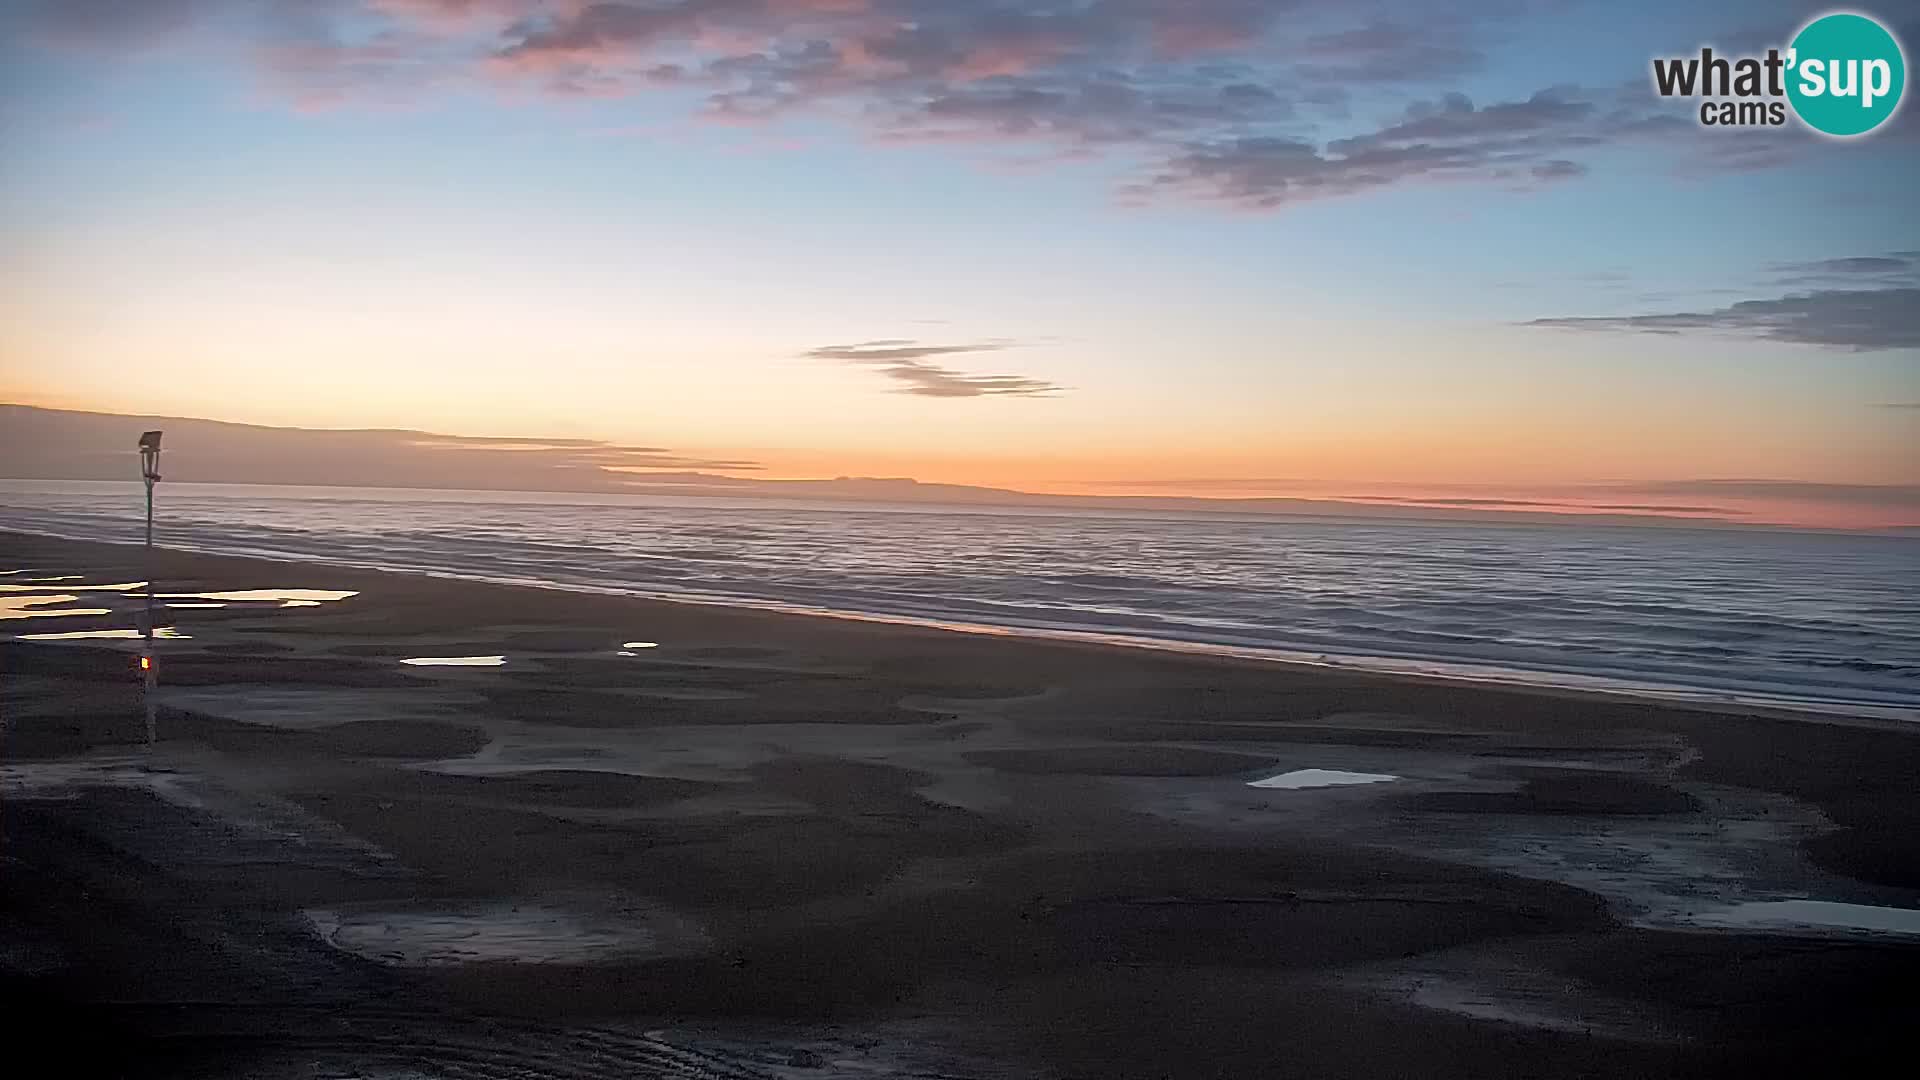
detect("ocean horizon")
(4, 479), (1915, 720)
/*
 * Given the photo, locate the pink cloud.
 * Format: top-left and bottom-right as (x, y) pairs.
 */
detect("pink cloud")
(945, 34), (1080, 81)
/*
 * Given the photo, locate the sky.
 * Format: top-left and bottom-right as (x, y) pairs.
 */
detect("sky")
(1, 0), (1916, 528)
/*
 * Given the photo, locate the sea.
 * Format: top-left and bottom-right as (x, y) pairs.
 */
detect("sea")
(2, 479), (1915, 719)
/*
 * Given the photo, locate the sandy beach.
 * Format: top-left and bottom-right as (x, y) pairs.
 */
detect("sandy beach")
(4, 529), (1916, 1079)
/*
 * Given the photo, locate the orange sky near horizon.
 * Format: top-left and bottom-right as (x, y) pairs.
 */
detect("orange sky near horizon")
(6, 384), (1912, 529)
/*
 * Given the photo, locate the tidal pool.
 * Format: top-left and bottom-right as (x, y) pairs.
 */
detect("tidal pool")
(159, 588), (358, 607)
(16, 626), (191, 641)
(1248, 768), (1400, 790)
(1685, 900), (1920, 936)
(0, 581), (146, 592)
(1, 594), (111, 620)
(303, 903), (686, 966)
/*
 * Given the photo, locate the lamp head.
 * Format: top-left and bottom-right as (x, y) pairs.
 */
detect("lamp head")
(139, 430), (163, 482)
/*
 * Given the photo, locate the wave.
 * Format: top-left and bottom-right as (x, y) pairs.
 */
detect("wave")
(3, 480), (1916, 720)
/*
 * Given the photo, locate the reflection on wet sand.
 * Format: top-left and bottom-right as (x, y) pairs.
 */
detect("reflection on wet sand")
(1, 575), (360, 634)
(1248, 768), (1400, 790)
(1, 594), (112, 620)
(1683, 899), (1920, 937)
(303, 902), (693, 967)
(0, 581), (147, 592)
(158, 588), (358, 603)
(17, 626), (193, 641)
(400, 655), (507, 667)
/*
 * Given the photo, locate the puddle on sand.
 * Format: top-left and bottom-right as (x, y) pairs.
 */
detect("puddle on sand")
(1, 594), (112, 620)
(0, 581), (147, 593)
(1249, 768), (1400, 790)
(16, 626), (191, 641)
(1347, 961), (1674, 1043)
(303, 903), (691, 966)
(0, 755), (205, 810)
(1682, 900), (1920, 937)
(160, 687), (479, 731)
(158, 588), (358, 604)
(400, 655), (506, 667)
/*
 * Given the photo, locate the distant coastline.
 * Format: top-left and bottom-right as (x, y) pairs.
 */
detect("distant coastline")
(6, 405), (1916, 532)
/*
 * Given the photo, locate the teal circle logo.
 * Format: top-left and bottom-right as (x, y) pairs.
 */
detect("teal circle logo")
(1786, 12), (1906, 136)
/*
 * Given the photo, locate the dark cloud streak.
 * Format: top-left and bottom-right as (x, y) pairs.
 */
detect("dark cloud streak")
(8, 0), (211, 46)
(1130, 87), (1676, 209)
(1526, 287), (1920, 350)
(804, 339), (1063, 398)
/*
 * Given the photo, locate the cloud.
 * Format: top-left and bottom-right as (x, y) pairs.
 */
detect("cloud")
(367, 0), (539, 28)
(1297, 18), (1485, 83)
(1525, 286), (1920, 350)
(6, 0), (212, 46)
(1126, 87), (1682, 209)
(803, 340), (1006, 363)
(1529, 158), (1586, 181)
(1767, 251), (1920, 288)
(1786, 256), (1911, 275)
(803, 339), (1062, 398)
(12, 0), (1813, 211)
(404, 432), (760, 470)
(259, 29), (467, 109)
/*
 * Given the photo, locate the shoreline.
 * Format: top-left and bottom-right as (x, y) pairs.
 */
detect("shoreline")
(6, 527), (1913, 728)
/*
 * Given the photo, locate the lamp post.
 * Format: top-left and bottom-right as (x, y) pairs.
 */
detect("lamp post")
(139, 430), (162, 745)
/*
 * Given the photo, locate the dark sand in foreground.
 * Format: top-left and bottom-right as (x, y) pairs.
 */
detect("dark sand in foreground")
(3, 531), (1916, 1078)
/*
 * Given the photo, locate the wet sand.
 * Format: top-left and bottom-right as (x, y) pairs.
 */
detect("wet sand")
(3, 530), (1917, 1078)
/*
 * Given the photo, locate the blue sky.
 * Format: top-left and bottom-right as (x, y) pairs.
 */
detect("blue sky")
(1, 0), (1915, 526)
